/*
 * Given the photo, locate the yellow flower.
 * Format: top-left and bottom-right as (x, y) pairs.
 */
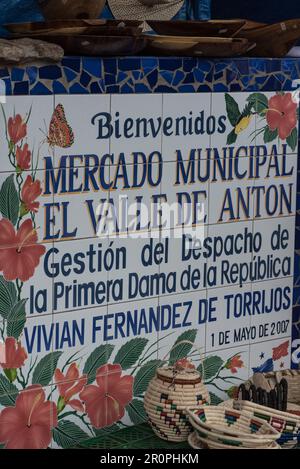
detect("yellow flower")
(235, 115), (252, 134)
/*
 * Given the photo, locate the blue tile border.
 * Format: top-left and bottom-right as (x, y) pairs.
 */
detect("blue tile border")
(1, 57), (300, 96)
(1, 55), (299, 367)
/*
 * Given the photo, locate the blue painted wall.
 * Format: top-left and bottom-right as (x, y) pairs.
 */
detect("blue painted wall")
(212, 0), (300, 23)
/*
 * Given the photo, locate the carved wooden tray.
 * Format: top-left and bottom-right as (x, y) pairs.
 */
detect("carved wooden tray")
(147, 20), (247, 37)
(145, 36), (254, 57)
(33, 34), (148, 56)
(5, 19), (144, 37)
(239, 19), (300, 57)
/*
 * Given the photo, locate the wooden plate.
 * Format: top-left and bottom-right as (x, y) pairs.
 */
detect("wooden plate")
(147, 20), (247, 38)
(33, 35), (148, 57)
(238, 19), (300, 57)
(145, 36), (254, 57)
(4, 19), (143, 35)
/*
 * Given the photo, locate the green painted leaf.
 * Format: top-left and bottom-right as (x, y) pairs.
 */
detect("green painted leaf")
(133, 359), (164, 396)
(286, 127), (298, 152)
(0, 174), (19, 225)
(247, 92), (268, 115)
(264, 127), (278, 143)
(83, 344), (114, 384)
(0, 443), (5, 449)
(202, 356), (224, 382)
(127, 399), (147, 425)
(93, 424), (120, 437)
(6, 299), (27, 339)
(225, 93), (241, 127)
(0, 276), (17, 320)
(169, 329), (197, 365)
(0, 375), (19, 406)
(113, 338), (148, 370)
(52, 420), (90, 449)
(226, 129), (237, 145)
(209, 392), (223, 406)
(32, 351), (63, 386)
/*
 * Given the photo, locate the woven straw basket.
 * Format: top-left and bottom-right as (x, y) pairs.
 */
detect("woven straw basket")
(188, 431), (281, 450)
(242, 370), (300, 410)
(144, 340), (210, 442)
(261, 370), (300, 405)
(187, 406), (280, 448)
(223, 399), (300, 448)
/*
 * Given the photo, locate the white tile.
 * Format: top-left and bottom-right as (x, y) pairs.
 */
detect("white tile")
(107, 296), (159, 365)
(162, 93), (211, 163)
(249, 337), (291, 374)
(204, 346), (250, 403)
(51, 237), (109, 315)
(208, 157), (255, 225)
(0, 383), (57, 449)
(252, 216), (295, 282)
(107, 236), (160, 306)
(110, 93), (163, 164)
(159, 226), (208, 299)
(254, 91), (299, 156)
(157, 290), (206, 366)
(52, 164), (110, 242)
(109, 161), (162, 236)
(253, 153), (297, 220)
(250, 277), (293, 344)
(0, 168), (53, 248)
(0, 96), (54, 173)
(206, 283), (252, 353)
(207, 220), (254, 289)
(53, 94), (111, 169)
(161, 160), (209, 230)
(211, 92), (256, 156)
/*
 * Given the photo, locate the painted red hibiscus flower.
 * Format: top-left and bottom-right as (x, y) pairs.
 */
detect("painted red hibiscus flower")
(0, 337), (27, 383)
(0, 218), (46, 282)
(16, 143), (31, 171)
(225, 355), (244, 374)
(0, 337), (27, 369)
(8, 114), (27, 145)
(79, 364), (134, 429)
(0, 385), (57, 449)
(55, 363), (87, 413)
(266, 92), (297, 140)
(21, 175), (42, 214)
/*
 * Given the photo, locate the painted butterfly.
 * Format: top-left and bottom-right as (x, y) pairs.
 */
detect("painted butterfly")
(47, 104), (74, 148)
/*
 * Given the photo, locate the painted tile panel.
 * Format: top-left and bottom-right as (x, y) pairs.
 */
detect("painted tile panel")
(161, 93), (211, 163)
(0, 96), (54, 173)
(53, 94), (111, 169)
(0, 80), (298, 448)
(249, 337), (291, 374)
(206, 283), (252, 354)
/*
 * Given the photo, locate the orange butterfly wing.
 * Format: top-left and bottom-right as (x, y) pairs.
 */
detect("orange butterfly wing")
(48, 104), (74, 148)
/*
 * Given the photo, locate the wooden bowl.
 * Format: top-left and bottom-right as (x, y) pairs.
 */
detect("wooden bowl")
(5, 20), (143, 37)
(239, 19), (300, 57)
(147, 20), (247, 38)
(145, 36), (254, 57)
(33, 34), (148, 56)
(37, 0), (106, 20)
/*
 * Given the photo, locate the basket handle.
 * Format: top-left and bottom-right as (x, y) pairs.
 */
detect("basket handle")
(162, 340), (206, 382)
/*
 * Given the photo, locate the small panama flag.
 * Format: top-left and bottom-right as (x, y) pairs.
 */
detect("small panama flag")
(272, 340), (289, 361)
(0, 340), (5, 364)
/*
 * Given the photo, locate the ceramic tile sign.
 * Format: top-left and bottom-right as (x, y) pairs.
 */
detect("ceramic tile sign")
(0, 90), (298, 449)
